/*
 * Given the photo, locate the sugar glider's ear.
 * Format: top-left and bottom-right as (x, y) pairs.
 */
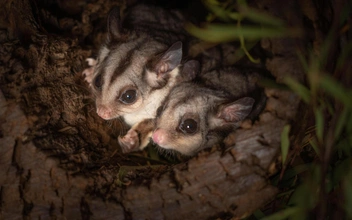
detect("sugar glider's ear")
(154, 41), (183, 76)
(145, 41), (183, 88)
(107, 7), (125, 42)
(181, 60), (200, 81)
(210, 97), (254, 128)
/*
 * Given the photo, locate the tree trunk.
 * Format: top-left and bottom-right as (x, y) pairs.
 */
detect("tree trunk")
(0, 0), (308, 219)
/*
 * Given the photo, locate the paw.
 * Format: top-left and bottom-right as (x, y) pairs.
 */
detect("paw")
(86, 58), (97, 66)
(118, 129), (140, 153)
(82, 58), (97, 86)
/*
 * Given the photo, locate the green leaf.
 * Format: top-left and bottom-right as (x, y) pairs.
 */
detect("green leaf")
(228, 12), (242, 20)
(281, 124), (291, 166)
(284, 164), (310, 181)
(261, 207), (303, 220)
(253, 209), (266, 219)
(185, 23), (290, 43)
(289, 181), (317, 209)
(238, 26), (260, 63)
(271, 164), (310, 186)
(238, 6), (285, 27)
(283, 77), (311, 103)
(314, 107), (324, 142)
(319, 75), (352, 109)
(203, 0), (231, 22)
(334, 107), (349, 139)
(223, 40), (258, 64)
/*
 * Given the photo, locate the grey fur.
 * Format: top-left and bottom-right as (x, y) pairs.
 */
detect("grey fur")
(153, 67), (267, 155)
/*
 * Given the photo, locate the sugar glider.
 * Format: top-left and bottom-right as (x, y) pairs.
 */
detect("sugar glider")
(151, 67), (267, 156)
(81, 4), (241, 153)
(82, 4), (191, 124)
(81, 4), (197, 150)
(118, 60), (200, 153)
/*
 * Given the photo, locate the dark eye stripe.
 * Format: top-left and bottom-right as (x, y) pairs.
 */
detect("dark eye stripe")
(110, 38), (148, 85)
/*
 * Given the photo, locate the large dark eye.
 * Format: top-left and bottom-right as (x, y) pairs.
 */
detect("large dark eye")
(119, 89), (137, 104)
(179, 119), (198, 134)
(94, 74), (103, 89)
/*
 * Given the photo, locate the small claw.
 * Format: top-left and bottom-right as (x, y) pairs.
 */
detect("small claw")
(82, 67), (94, 85)
(82, 58), (97, 86)
(118, 129), (140, 153)
(86, 58), (97, 67)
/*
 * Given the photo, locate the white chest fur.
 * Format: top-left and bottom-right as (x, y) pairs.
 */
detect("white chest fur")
(122, 85), (171, 126)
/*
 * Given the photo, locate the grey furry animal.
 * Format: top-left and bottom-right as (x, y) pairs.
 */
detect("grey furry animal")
(83, 5), (190, 124)
(117, 60), (200, 153)
(82, 4), (240, 153)
(151, 67), (267, 156)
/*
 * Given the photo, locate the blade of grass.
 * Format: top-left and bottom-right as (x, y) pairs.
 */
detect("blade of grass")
(186, 23), (291, 43)
(319, 75), (352, 109)
(237, 20), (260, 63)
(238, 6), (285, 27)
(334, 107), (349, 139)
(261, 207), (303, 220)
(271, 164), (310, 185)
(283, 77), (311, 103)
(252, 209), (266, 219)
(203, 0), (232, 22)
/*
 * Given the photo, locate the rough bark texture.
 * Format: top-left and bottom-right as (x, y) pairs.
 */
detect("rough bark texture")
(0, 0), (309, 219)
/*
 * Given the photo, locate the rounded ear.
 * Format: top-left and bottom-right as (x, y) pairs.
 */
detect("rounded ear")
(181, 60), (200, 81)
(154, 41), (183, 76)
(107, 7), (124, 42)
(210, 97), (255, 128)
(218, 97), (254, 122)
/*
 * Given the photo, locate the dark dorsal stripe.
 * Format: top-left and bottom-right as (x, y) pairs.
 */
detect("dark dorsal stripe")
(109, 38), (148, 86)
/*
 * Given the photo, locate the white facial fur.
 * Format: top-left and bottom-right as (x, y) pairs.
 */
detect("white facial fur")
(122, 67), (181, 125)
(90, 32), (185, 126)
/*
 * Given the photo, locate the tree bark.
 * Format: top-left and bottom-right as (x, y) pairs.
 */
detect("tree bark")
(0, 0), (307, 219)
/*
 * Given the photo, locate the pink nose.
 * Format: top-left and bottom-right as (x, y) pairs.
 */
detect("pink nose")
(152, 129), (166, 145)
(96, 106), (112, 119)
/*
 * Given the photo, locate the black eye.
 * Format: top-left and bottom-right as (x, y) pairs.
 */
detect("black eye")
(119, 89), (137, 104)
(179, 119), (198, 134)
(94, 74), (103, 89)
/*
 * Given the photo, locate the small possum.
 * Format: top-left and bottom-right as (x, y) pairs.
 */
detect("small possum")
(82, 4), (243, 154)
(151, 67), (267, 156)
(81, 4), (196, 154)
(82, 4), (192, 124)
(118, 60), (200, 153)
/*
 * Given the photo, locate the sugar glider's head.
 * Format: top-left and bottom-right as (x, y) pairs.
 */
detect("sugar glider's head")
(152, 84), (255, 156)
(90, 7), (184, 121)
